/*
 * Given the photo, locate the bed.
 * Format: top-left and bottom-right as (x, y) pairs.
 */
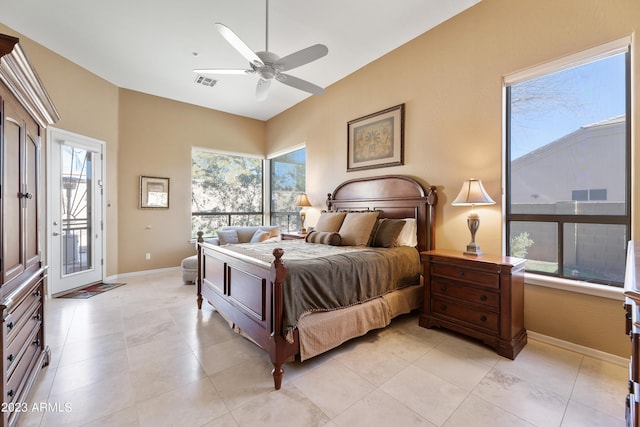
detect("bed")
(196, 174), (437, 389)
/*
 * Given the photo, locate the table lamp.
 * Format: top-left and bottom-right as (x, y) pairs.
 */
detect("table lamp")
(294, 193), (312, 233)
(452, 178), (495, 256)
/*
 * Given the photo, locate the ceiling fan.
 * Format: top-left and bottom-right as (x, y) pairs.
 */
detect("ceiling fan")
(194, 0), (328, 101)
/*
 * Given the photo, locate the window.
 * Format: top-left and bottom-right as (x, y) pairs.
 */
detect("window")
(505, 40), (630, 286)
(269, 147), (306, 232)
(191, 149), (263, 237)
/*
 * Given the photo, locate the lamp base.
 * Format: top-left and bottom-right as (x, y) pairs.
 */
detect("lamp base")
(464, 243), (482, 256)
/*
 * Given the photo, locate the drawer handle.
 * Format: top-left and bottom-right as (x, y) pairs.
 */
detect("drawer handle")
(7, 321), (13, 330)
(480, 295), (487, 302)
(480, 315), (487, 322)
(32, 338), (41, 347)
(440, 286), (447, 292)
(33, 290), (41, 297)
(7, 354), (14, 362)
(33, 313), (41, 321)
(7, 389), (14, 398)
(440, 304), (447, 311)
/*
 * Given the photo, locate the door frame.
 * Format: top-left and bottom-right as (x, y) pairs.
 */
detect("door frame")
(45, 127), (106, 296)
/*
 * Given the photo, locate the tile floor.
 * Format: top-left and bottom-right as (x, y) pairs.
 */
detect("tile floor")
(16, 270), (628, 427)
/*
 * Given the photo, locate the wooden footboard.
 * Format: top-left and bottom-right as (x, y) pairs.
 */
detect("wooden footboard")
(196, 232), (296, 389)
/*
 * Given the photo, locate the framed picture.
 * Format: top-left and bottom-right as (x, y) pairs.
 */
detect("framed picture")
(140, 176), (169, 209)
(347, 103), (404, 172)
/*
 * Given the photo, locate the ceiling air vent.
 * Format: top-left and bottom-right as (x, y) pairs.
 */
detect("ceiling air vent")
(194, 75), (217, 87)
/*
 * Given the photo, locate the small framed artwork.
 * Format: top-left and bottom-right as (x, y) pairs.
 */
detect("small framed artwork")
(347, 103), (404, 172)
(140, 176), (169, 209)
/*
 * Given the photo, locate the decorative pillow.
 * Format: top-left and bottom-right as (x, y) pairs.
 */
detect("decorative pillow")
(217, 229), (239, 245)
(249, 229), (271, 243)
(372, 219), (406, 248)
(305, 231), (341, 246)
(396, 218), (418, 247)
(314, 211), (347, 232)
(338, 211), (380, 246)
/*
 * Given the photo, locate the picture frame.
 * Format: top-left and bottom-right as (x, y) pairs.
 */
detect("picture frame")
(140, 176), (169, 209)
(347, 103), (404, 172)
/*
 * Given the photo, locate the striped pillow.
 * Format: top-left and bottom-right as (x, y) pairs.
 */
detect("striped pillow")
(305, 231), (341, 246)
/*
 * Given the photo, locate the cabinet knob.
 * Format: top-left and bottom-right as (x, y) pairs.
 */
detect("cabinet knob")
(7, 354), (14, 362)
(33, 313), (41, 321)
(7, 321), (13, 330)
(440, 286), (447, 292)
(32, 338), (41, 347)
(459, 271), (465, 278)
(440, 304), (447, 311)
(480, 295), (487, 302)
(7, 389), (14, 398)
(21, 192), (33, 199)
(480, 315), (487, 322)
(33, 290), (41, 298)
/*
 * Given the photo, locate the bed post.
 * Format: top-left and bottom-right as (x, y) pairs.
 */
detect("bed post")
(269, 248), (287, 389)
(196, 231), (204, 309)
(426, 186), (438, 250)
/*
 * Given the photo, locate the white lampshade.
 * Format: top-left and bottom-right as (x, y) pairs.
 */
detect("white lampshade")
(452, 179), (495, 206)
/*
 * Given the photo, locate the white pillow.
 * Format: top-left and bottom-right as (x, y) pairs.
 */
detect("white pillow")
(217, 229), (239, 245)
(396, 218), (417, 247)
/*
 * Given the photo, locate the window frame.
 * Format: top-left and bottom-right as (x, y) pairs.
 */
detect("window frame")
(504, 38), (632, 287)
(268, 145), (307, 233)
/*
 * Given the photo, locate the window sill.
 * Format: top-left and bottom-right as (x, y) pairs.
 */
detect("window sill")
(525, 272), (624, 301)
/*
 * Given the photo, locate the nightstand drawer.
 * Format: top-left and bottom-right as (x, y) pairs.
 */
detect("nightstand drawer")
(432, 296), (499, 332)
(431, 278), (499, 308)
(432, 264), (499, 289)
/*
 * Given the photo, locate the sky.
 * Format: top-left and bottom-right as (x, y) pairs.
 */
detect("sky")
(510, 52), (626, 159)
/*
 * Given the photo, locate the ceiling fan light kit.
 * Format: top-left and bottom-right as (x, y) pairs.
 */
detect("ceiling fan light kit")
(194, 0), (328, 101)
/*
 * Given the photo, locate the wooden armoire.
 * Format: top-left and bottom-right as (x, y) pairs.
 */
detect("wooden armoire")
(0, 34), (60, 426)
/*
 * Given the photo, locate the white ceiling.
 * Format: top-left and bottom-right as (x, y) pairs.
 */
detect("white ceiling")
(0, 0), (479, 121)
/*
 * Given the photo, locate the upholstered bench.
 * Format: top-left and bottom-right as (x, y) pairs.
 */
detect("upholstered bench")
(181, 255), (198, 284)
(181, 225), (281, 284)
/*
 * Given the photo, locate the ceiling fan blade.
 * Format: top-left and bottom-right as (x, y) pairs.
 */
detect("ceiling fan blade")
(277, 73), (325, 95)
(256, 78), (271, 101)
(214, 22), (263, 67)
(275, 44), (329, 71)
(193, 68), (251, 75)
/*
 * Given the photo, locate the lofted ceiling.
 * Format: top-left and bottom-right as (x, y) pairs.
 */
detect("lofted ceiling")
(0, 0), (480, 121)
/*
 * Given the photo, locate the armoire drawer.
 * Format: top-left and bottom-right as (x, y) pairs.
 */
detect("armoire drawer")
(6, 302), (42, 375)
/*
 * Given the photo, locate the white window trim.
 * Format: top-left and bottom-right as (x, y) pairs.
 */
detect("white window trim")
(525, 272), (624, 301)
(504, 36), (630, 85)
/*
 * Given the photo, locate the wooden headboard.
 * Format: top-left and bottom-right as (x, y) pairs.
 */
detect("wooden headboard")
(325, 175), (437, 252)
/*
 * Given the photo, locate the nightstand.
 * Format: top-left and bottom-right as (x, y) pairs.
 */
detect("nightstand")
(419, 249), (527, 359)
(281, 232), (307, 240)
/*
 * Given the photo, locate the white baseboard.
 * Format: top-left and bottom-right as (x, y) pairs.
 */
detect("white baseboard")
(527, 330), (628, 367)
(106, 266), (180, 282)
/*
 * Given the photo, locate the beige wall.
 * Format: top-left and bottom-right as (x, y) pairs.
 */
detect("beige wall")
(266, 0), (640, 357)
(117, 90), (265, 273)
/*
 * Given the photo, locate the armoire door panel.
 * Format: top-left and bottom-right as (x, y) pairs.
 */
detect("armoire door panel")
(2, 112), (24, 284)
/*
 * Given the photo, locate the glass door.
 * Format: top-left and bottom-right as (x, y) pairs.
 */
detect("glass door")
(48, 128), (104, 295)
